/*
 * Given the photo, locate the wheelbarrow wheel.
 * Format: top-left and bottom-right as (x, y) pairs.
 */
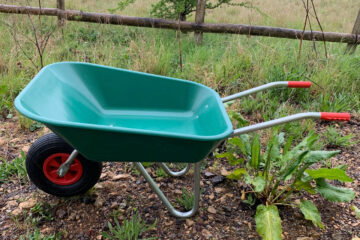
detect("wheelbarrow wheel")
(26, 133), (102, 197)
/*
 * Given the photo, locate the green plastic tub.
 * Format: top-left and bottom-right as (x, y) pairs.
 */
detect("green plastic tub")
(15, 62), (233, 163)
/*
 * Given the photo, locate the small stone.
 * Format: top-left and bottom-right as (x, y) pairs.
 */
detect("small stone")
(201, 229), (212, 239)
(111, 202), (118, 209)
(296, 237), (313, 240)
(40, 227), (51, 233)
(100, 173), (107, 179)
(185, 219), (194, 226)
(11, 208), (22, 216)
(6, 200), (18, 208)
(94, 183), (104, 189)
(204, 172), (215, 178)
(174, 189), (183, 194)
(223, 205), (232, 212)
(96, 235), (102, 240)
(21, 145), (30, 153)
(119, 202), (127, 209)
(209, 193), (214, 200)
(112, 174), (131, 181)
(56, 209), (66, 219)
(19, 198), (37, 209)
(332, 233), (344, 240)
(94, 197), (104, 208)
(215, 187), (225, 193)
(207, 206), (217, 214)
(220, 168), (229, 176)
(211, 175), (225, 185)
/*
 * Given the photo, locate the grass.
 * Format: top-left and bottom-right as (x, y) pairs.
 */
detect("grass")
(1, 0), (359, 127)
(176, 188), (194, 211)
(322, 126), (357, 148)
(102, 212), (157, 240)
(26, 202), (54, 227)
(0, 151), (27, 183)
(19, 229), (62, 240)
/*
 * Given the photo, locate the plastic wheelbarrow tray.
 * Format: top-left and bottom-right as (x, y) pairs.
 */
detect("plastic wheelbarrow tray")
(15, 62), (351, 218)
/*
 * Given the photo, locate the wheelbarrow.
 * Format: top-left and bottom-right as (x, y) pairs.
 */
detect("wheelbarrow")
(14, 62), (350, 218)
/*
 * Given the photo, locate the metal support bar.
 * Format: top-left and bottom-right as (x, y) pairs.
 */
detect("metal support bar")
(134, 162), (201, 218)
(232, 112), (321, 137)
(221, 81), (289, 103)
(57, 150), (78, 177)
(157, 163), (190, 177)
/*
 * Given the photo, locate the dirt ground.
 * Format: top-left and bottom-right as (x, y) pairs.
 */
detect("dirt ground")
(0, 115), (359, 240)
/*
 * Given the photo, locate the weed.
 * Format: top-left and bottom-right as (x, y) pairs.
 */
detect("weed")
(322, 126), (357, 148)
(25, 202), (54, 227)
(155, 167), (168, 178)
(102, 212), (157, 240)
(217, 131), (355, 239)
(19, 228), (62, 240)
(176, 188), (194, 211)
(0, 151), (27, 183)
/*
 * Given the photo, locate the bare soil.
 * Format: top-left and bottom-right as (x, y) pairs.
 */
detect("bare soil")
(0, 115), (359, 240)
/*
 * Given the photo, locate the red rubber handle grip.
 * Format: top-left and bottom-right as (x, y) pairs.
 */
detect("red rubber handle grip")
(288, 81), (312, 88)
(320, 112), (351, 121)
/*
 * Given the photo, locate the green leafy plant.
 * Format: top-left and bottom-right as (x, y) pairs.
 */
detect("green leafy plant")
(19, 228), (62, 240)
(351, 205), (360, 219)
(322, 126), (357, 148)
(102, 212), (157, 240)
(0, 151), (27, 183)
(217, 131), (355, 240)
(176, 188), (194, 210)
(155, 167), (168, 178)
(25, 202), (54, 227)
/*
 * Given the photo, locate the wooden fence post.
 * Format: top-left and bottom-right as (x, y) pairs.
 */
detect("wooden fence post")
(194, 0), (206, 45)
(345, 9), (360, 54)
(56, 0), (65, 27)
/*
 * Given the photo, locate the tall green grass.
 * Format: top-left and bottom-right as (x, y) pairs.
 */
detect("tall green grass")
(0, 5), (359, 123)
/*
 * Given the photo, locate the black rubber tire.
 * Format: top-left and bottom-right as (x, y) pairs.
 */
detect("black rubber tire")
(26, 133), (102, 197)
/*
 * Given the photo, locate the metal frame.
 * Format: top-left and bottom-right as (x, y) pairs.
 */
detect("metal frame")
(57, 81), (343, 218)
(134, 162), (201, 218)
(156, 163), (190, 177)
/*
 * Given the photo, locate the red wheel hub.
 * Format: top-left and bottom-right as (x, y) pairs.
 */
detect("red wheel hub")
(43, 153), (83, 185)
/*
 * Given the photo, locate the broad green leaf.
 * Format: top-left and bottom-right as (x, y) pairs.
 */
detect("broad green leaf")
(229, 135), (251, 156)
(251, 134), (261, 169)
(216, 152), (243, 166)
(290, 132), (318, 153)
(252, 176), (266, 192)
(303, 151), (339, 165)
(241, 134), (251, 156)
(299, 200), (324, 229)
(316, 178), (356, 202)
(351, 205), (360, 219)
(294, 180), (316, 194)
(334, 164), (348, 171)
(255, 204), (282, 240)
(278, 150), (308, 180)
(227, 168), (247, 180)
(282, 135), (293, 155)
(306, 168), (353, 182)
(265, 132), (284, 162)
(244, 174), (252, 185)
(229, 111), (249, 128)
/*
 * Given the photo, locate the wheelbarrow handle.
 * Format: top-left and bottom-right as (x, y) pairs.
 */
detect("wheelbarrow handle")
(231, 112), (351, 137)
(221, 81), (311, 103)
(321, 112), (351, 121)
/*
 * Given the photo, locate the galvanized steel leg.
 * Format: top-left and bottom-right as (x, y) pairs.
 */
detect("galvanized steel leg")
(157, 163), (190, 177)
(134, 162), (201, 218)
